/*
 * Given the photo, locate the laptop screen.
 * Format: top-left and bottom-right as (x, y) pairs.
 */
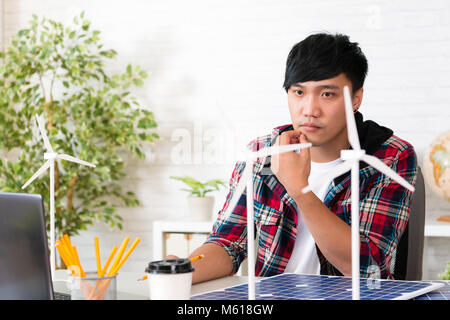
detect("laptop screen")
(0, 193), (54, 300)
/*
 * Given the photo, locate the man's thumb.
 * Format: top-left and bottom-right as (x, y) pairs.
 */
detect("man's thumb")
(299, 134), (311, 158)
(300, 134), (308, 144)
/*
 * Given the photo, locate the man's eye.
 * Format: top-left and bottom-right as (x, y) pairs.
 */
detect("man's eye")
(295, 90), (303, 96)
(322, 92), (334, 97)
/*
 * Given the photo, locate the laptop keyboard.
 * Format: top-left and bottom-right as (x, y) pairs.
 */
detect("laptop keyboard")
(54, 292), (71, 300)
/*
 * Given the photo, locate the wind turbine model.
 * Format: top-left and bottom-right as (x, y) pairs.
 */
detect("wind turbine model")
(22, 115), (96, 279)
(301, 86), (415, 300)
(222, 142), (312, 300)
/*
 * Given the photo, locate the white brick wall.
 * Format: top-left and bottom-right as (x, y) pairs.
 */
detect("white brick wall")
(2, 0), (449, 279)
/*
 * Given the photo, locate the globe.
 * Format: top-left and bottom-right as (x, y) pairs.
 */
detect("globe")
(423, 130), (450, 201)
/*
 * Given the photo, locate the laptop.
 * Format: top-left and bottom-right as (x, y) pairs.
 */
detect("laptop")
(0, 192), (70, 300)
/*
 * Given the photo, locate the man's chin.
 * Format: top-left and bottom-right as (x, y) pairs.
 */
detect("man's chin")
(302, 134), (320, 147)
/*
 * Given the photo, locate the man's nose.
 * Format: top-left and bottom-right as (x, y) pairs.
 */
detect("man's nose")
(302, 94), (321, 118)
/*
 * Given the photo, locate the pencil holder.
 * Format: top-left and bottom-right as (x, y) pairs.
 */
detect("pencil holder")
(69, 271), (117, 300)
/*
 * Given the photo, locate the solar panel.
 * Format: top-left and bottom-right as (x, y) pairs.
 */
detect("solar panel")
(191, 273), (445, 300)
(413, 280), (450, 300)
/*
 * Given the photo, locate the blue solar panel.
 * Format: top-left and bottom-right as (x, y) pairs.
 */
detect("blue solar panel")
(190, 273), (445, 300)
(413, 280), (450, 300)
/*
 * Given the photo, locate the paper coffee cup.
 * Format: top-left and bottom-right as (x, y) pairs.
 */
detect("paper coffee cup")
(145, 259), (194, 300)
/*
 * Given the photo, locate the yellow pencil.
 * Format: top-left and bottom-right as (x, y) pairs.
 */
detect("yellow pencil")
(59, 239), (76, 268)
(72, 245), (86, 277)
(94, 237), (101, 277)
(63, 234), (72, 247)
(56, 240), (74, 273)
(63, 234), (78, 263)
(190, 254), (204, 262)
(110, 238), (140, 276)
(58, 235), (84, 277)
(107, 237), (129, 276)
(100, 245), (118, 278)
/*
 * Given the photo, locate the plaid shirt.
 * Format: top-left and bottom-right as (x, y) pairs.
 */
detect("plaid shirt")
(205, 112), (418, 279)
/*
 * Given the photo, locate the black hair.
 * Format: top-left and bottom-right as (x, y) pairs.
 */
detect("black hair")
(283, 32), (368, 93)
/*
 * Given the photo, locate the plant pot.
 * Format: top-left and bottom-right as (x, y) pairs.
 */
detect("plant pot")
(186, 196), (215, 221)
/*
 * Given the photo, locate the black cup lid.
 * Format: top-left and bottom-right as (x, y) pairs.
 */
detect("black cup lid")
(145, 259), (194, 274)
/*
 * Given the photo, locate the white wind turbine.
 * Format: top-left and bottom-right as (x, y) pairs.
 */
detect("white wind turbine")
(301, 86), (415, 300)
(222, 142), (312, 300)
(22, 114), (96, 279)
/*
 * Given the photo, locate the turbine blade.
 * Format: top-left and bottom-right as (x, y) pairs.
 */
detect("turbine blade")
(57, 154), (96, 167)
(252, 143), (312, 159)
(302, 160), (354, 193)
(361, 154), (415, 192)
(221, 162), (253, 220)
(35, 115), (54, 153)
(343, 86), (361, 150)
(21, 159), (52, 189)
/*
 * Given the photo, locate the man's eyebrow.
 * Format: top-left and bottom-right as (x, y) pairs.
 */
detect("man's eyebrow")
(291, 83), (340, 90)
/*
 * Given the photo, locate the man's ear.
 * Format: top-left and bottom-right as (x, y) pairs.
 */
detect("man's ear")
(352, 87), (364, 113)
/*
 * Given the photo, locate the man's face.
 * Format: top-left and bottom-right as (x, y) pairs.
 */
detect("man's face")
(287, 73), (363, 148)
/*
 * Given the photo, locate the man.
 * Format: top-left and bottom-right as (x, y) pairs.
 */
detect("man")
(167, 32), (418, 283)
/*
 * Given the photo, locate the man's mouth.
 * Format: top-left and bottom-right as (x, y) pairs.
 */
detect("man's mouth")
(300, 123), (322, 132)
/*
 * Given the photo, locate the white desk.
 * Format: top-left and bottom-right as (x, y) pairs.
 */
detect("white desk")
(53, 270), (248, 300)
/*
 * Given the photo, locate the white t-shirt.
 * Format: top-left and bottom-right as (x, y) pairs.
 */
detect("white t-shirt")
(284, 157), (343, 274)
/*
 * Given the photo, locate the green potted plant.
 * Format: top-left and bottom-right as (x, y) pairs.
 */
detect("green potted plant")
(439, 262), (450, 280)
(170, 175), (225, 221)
(0, 12), (159, 267)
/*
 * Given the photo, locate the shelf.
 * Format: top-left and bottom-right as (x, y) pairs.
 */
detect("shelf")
(152, 220), (213, 260)
(425, 219), (450, 238)
(153, 220), (213, 234)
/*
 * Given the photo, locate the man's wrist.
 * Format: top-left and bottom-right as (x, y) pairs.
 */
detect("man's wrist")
(291, 179), (309, 199)
(292, 188), (317, 211)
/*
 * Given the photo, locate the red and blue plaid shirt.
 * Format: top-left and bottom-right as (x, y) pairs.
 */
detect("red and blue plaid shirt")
(205, 112), (418, 279)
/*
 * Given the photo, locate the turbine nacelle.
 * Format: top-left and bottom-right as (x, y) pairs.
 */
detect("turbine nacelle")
(44, 152), (57, 160)
(340, 149), (366, 161)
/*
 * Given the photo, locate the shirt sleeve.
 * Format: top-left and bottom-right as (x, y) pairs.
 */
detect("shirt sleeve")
(204, 160), (249, 275)
(358, 144), (418, 279)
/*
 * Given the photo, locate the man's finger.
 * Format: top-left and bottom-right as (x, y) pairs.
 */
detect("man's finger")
(299, 133), (309, 144)
(279, 130), (301, 145)
(298, 134), (311, 157)
(290, 135), (300, 145)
